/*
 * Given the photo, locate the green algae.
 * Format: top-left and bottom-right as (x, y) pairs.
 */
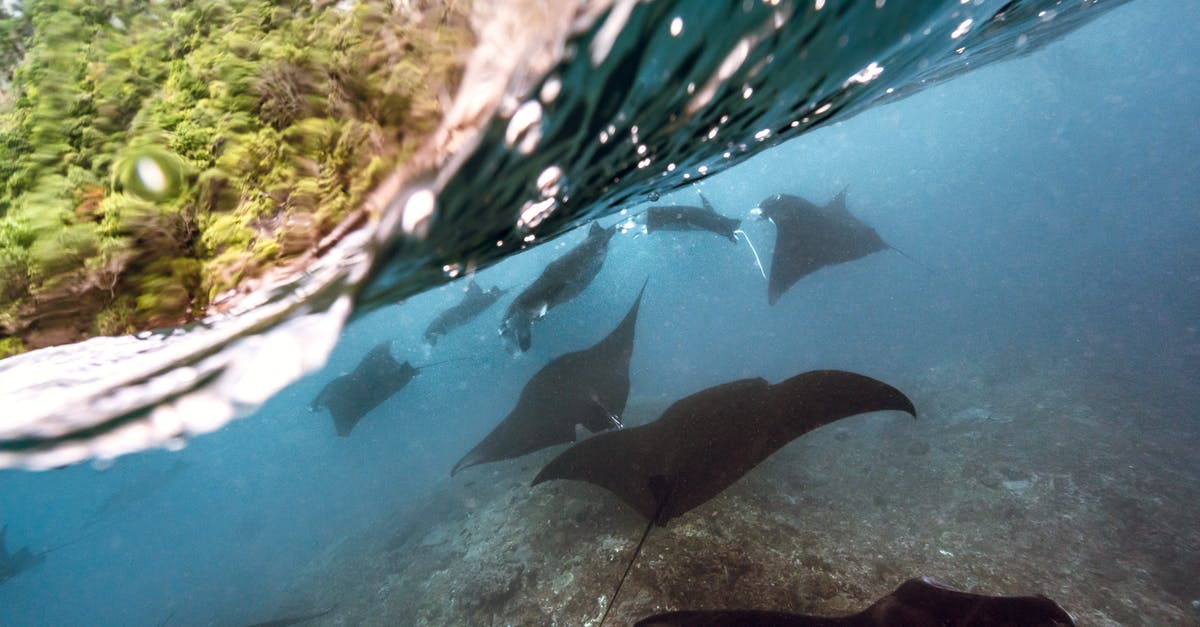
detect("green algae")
(0, 0), (472, 352)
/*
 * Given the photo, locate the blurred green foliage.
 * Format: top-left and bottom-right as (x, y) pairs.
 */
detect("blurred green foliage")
(0, 0), (471, 354)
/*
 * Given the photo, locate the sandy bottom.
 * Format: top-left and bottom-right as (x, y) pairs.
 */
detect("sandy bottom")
(274, 355), (1200, 626)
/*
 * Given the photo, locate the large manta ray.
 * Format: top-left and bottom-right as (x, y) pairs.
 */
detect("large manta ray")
(423, 280), (506, 346)
(645, 193), (741, 243)
(310, 341), (439, 437)
(758, 188), (890, 305)
(500, 221), (617, 353)
(452, 281), (646, 476)
(532, 370), (916, 624)
(635, 577), (1076, 627)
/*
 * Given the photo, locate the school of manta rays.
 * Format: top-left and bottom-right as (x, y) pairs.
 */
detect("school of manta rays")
(1, 190), (1078, 626)
(306, 189), (1077, 627)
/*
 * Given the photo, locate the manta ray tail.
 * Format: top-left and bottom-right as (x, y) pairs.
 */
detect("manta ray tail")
(599, 477), (670, 626)
(600, 516), (654, 626)
(413, 356), (470, 370)
(33, 532), (91, 559)
(888, 243), (935, 275)
(734, 229), (767, 280)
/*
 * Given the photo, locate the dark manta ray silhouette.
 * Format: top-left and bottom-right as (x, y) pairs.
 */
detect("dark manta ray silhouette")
(758, 188), (893, 305)
(645, 193), (741, 243)
(635, 577), (1076, 626)
(310, 341), (457, 437)
(452, 280), (647, 476)
(532, 370), (916, 624)
(0, 525), (83, 585)
(500, 221), (617, 353)
(423, 279), (506, 346)
(0, 525), (44, 585)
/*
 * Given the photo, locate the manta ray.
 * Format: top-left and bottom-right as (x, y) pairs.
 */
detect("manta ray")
(532, 370), (916, 624)
(0, 525), (45, 585)
(758, 188), (894, 305)
(423, 279), (506, 346)
(500, 221), (617, 353)
(645, 193), (741, 243)
(452, 281), (646, 476)
(635, 577), (1076, 626)
(310, 342), (455, 437)
(1, 525), (82, 585)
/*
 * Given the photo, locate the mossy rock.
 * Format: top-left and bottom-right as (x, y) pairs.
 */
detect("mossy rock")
(0, 336), (26, 359)
(201, 249), (257, 302)
(92, 297), (137, 336)
(27, 222), (102, 280)
(0, 0), (476, 355)
(132, 257), (202, 325)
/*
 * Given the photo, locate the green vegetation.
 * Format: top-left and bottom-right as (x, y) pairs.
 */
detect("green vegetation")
(0, 0), (471, 356)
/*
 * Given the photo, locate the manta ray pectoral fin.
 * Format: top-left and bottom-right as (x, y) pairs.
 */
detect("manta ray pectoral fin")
(633, 577), (1076, 627)
(833, 184), (850, 207)
(308, 389), (327, 413)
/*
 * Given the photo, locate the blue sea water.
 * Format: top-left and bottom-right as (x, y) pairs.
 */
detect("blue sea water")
(2, 0), (1199, 625)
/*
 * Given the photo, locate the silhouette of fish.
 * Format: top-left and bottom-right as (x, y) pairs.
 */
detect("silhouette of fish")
(423, 280), (506, 346)
(533, 370), (916, 624)
(645, 193), (741, 243)
(310, 342), (457, 437)
(452, 280), (646, 476)
(500, 221), (617, 353)
(635, 576), (1076, 626)
(758, 188), (891, 305)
